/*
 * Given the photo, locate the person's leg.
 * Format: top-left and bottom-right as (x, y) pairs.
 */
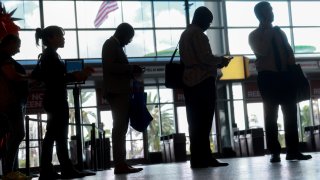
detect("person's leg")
(53, 105), (74, 173)
(281, 102), (312, 160)
(263, 102), (281, 155)
(107, 93), (130, 165)
(258, 72), (281, 162)
(40, 112), (58, 176)
(2, 107), (25, 174)
(184, 77), (224, 168)
(107, 93), (142, 174)
(281, 102), (299, 154)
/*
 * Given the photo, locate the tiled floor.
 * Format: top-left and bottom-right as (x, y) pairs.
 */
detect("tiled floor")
(32, 152), (320, 180)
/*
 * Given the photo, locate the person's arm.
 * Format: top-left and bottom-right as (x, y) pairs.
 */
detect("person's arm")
(102, 43), (134, 75)
(192, 33), (230, 67)
(249, 29), (272, 57)
(1, 62), (28, 81)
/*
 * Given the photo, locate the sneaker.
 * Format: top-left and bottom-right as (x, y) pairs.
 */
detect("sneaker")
(2, 171), (32, 180)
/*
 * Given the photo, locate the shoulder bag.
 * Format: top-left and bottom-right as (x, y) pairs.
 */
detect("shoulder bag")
(165, 44), (184, 89)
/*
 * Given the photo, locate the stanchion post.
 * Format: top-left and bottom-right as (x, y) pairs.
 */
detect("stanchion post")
(25, 116), (30, 176)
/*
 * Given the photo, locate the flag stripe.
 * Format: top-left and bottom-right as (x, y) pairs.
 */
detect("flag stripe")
(95, 4), (118, 25)
(94, 1), (118, 28)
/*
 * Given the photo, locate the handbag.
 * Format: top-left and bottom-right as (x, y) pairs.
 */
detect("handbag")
(165, 44), (184, 89)
(129, 92), (153, 132)
(288, 64), (310, 102)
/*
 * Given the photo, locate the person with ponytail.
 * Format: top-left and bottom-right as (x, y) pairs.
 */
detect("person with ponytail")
(34, 26), (94, 180)
(0, 34), (30, 180)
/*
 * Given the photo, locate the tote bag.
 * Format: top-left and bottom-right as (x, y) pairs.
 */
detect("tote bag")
(129, 92), (153, 132)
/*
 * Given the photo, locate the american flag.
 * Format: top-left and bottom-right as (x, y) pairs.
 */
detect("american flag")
(94, 1), (118, 28)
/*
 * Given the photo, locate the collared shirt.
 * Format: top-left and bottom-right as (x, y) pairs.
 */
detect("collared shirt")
(179, 24), (222, 87)
(102, 36), (133, 94)
(248, 25), (295, 72)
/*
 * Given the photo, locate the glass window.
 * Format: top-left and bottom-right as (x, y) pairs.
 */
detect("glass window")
(43, 1), (76, 28)
(14, 31), (42, 60)
(207, 29), (224, 55)
(57, 30), (78, 59)
(81, 89), (97, 107)
(228, 28), (255, 55)
(232, 83), (243, 99)
(81, 108), (97, 124)
(126, 30), (155, 57)
(2, 1), (40, 29)
(226, 1), (289, 27)
(159, 87), (173, 103)
(247, 103), (264, 129)
(78, 30), (113, 59)
(234, 100), (245, 130)
(155, 29), (183, 56)
(153, 1), (186, 28)
(177, 106), (188, 135)
(293, 28), (320, 54)
(122, 1), (153, 28)
(299, 100), (312, 140)
(147, 104), (160, 152)
(226, 1), (259, 27)
(100, 110), (113, 138)
(313, 99), (320, 125)
(76, 1), (122, 29)
(160, 104), (175, 136)
(291, 2), (320, 26)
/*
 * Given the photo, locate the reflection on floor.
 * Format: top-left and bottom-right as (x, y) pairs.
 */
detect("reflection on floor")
(34, 152), (320, 180)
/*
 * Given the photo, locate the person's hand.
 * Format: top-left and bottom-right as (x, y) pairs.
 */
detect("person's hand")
(83, 66), (95, 76)
(218, 56), (233, 68)
(132, 65), (144, 74)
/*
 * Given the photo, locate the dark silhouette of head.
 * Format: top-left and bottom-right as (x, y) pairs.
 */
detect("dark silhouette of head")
(114, 23), (134, 47)
(254, 1), (274, 24)
(35, 25), (65, 47)
(191, 6), (213, 31)
(0, 34), (21, 56)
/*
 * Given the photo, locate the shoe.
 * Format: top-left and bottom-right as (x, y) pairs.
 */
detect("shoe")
(39, 169), (62, 180)
(39, 172), (61, 180)
(286, 153), (312, 161)
(2, 171), (32, 180)
(209, 159), (229, 167)
(270, 154), (281, 163)
(60, 169), (85, 179)
(114, 163), (143, 174)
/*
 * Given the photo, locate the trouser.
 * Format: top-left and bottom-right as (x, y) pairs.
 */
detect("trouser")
(106, 92), (130, 165)
(183, 77), (216, 166)
(40, 100), (73, 172)
(258, 71), (300, 155)
(2, 106), (25, 174)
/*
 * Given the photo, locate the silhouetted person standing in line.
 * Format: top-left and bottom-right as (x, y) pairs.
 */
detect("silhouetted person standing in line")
(179, 6), (231, 168)
(0, 34), (30, 180)
(249, 1), (312, 163)
(102, 22), (143, 174)
(35, 26), (93, 179)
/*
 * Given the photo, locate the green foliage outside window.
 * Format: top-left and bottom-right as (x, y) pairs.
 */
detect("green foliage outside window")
(146, 92), (175, 152)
